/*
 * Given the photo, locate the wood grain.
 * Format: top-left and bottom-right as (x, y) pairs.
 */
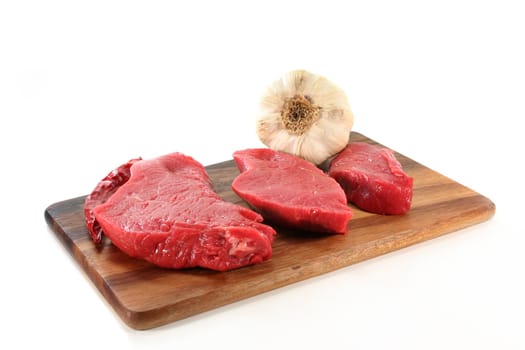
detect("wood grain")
(44, 132), (495, 330)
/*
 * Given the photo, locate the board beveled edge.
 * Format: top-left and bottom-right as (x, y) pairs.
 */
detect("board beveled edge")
(44, 194), (495, 330)
(44, 200), (143, 329)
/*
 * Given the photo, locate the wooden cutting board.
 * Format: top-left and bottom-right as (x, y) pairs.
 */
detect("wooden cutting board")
(44, 132), (495, 330)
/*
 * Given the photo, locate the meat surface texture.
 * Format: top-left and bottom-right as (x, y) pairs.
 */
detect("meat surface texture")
(84, 153), (275, 271)
(231, 148), (353, 234)
(84, 158), (142, 244)
(328, 142), (413, 215)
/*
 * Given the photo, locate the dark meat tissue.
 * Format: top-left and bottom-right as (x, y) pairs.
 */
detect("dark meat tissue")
(232, 148), (353, 234)
(329, 142), (413, 215)
(84, 153), (275, 271)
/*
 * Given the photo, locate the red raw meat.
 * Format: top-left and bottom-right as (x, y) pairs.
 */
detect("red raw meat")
(84, 153), (275, 271)
(84, 157), (142, 244)
(328, 142), (413, 215)
(231, 149), (353, 234)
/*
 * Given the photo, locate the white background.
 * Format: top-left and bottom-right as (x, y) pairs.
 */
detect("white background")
(1, 0), (524, 349)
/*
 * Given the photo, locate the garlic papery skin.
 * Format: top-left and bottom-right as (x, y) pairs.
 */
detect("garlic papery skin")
(256, 70), (354, 165)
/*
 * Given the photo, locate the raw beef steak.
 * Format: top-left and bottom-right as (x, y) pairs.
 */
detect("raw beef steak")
(84, 153), (275, 271)
(231, 149), (353, 234)
(328, 142), (413, 215)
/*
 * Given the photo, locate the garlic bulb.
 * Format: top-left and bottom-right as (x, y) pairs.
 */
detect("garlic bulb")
(256, 70), (354, 165)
